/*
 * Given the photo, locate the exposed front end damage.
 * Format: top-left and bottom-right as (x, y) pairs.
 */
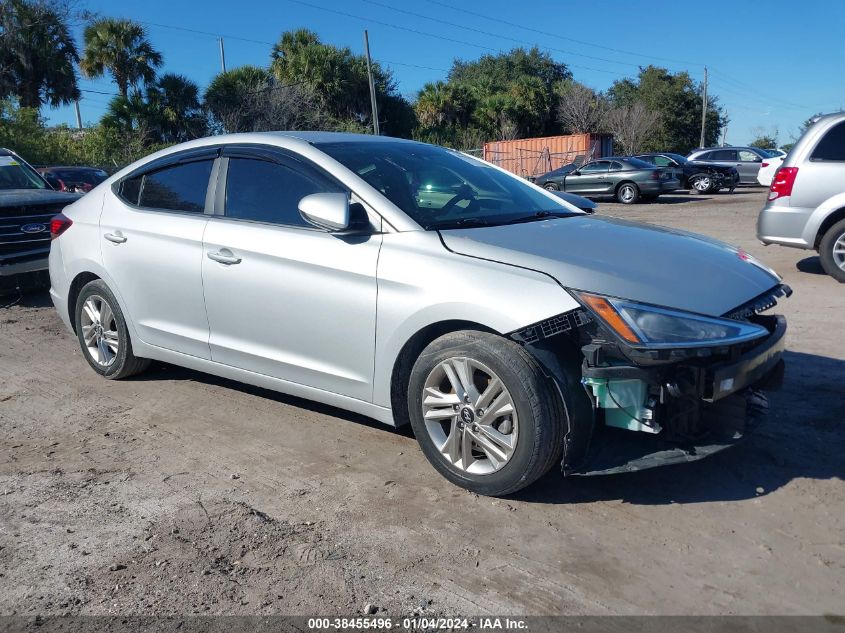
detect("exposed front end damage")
(510, 285), (790, 476)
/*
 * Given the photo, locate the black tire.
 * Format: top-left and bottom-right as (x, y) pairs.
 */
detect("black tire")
(819, 218), (845, 283)
(543, 182), (559, 191)
(74, 279), (150, 379)
(615, 182), (640, 204)
(408, 331), (565, 496)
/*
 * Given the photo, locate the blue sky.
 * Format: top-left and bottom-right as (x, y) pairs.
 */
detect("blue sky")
(49, 0), (845, 148)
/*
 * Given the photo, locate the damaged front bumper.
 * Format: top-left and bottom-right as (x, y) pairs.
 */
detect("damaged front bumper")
(513, 304), (787, 478)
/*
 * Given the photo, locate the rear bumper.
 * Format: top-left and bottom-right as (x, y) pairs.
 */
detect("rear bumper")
(756, 202), (814, 249)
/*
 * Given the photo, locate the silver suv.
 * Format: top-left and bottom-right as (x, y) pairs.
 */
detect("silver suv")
(757, 112), (845, 282)
(687, 146), (768, 184)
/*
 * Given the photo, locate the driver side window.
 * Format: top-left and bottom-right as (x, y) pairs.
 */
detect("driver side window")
(579, 161), (610, 173)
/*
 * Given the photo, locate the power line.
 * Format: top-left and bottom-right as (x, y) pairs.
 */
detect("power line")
(282, 0), (634, 78)
(420, 0), (702, 68)
(139, 20), (273, 46)
(360, 0), (654, 70)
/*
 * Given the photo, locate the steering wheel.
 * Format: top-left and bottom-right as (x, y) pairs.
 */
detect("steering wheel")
(440, 184), (478, 215)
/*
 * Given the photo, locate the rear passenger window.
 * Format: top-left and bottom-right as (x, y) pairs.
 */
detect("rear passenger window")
(811, 121), (845, 161)
(119, 176), (142, 205)
(224, 157), (343, 227)
(710, 150), (738, 161)
(138, 160), (213, 213)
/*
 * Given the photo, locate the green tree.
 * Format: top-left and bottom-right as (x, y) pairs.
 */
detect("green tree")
(147, 73), (206, 143)
(447, 47), (570, 138)
(269, 28), (413, 136)
(608, 66), (723, 153)
(80, 18), (162, 97)
(204, 65), (270, 133)
(749, 135), (778, 150)
(0, 0), (79, 109)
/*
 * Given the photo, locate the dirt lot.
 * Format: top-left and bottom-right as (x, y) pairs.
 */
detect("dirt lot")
(1, 188), (843, 617)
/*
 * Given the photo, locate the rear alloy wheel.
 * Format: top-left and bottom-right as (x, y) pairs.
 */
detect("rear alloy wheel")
(543, 182), (559, 191)
(689, 174), (713, 194)
(75, 280), (150, 379)
(408, 331), (565, 496)
(819, 218), (845, 283)
(616, 182), (640, 204)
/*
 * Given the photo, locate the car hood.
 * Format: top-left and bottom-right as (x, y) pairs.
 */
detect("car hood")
(0, 189), (81, 206)
(439, 215), (780, 317)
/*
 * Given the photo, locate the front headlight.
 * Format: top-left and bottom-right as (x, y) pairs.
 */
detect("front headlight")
(574, 291), (769, 348)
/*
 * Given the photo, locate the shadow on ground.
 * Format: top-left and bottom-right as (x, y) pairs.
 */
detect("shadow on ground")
(797, 256), (826, 275)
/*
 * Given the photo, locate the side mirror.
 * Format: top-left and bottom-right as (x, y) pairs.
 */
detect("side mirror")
(571, 170), (581, 176)
(298, 192), (351, 231)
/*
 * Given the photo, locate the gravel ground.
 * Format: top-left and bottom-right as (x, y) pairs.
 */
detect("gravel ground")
(0, 187), (842, 617)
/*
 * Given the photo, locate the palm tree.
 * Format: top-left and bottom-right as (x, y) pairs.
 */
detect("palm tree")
(0, 0), (80, 109)
(80, 18), (162, 97)
(204, 65), (270, 133)
(148, 73), (206, 142)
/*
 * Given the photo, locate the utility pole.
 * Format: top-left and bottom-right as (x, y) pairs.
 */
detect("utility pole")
(363, 30), (380, 135)
(74, 100), (83, 130)
(218, 38), (227, 74)
(699, 66), (708, 148)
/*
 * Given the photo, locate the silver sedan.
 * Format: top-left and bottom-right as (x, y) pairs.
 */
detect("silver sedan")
(49, 133), (788, 495)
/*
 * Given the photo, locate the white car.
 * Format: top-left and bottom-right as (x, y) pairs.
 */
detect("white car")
(757, 155), (784, 187)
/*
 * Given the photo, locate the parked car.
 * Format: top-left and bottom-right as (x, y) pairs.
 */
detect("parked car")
(548, 190), (597, 213)
(0, 148), (80, 294)
(687, 146), (769, 184)
(50, 133), (788, 495)
(758, 112), (845, 281)
(757, 154), (785, 187)
(635, 152), (739, 194)
(38, 166), (108, 194)
(764, 148), (787, 158)
(534, 157), (680, 204)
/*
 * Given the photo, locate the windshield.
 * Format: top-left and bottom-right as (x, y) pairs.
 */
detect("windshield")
(315, 141), (574, 229)
(623, 157), (657, 169)
(0, 155), (48, 190)
(665, 153), (689, 164)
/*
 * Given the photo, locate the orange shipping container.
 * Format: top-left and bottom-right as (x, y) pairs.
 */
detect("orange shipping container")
(483, 133), (613, 178)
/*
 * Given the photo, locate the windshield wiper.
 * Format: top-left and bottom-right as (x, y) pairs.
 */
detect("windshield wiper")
(498, 210), (580, 225)
(427, 217), (494, 230)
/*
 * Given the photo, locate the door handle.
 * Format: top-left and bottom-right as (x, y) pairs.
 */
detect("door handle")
(104, 232), (127, 244)
(207, 249), (242, 265)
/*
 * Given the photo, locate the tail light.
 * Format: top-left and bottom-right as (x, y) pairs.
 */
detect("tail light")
(768, 167), (799, 201)
(50, 213), (73, 240)
(761, 162), (770, 168)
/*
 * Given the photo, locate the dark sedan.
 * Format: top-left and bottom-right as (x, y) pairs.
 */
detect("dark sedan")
(634, 152), (739, 194)
(534, 157), (680, 204)
(37, 166), (108, 194)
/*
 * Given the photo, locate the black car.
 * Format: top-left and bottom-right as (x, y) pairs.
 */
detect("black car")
(635, 152), (739, 194)
(0, 148), (80, 294)
(37, 165), (108, 193)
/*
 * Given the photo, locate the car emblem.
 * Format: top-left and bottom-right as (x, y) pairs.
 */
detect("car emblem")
(20, 223), (47, 234)
(460, 407), (475, 424)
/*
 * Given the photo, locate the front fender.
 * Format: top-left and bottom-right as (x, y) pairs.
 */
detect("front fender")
(372, 231), (578, 407)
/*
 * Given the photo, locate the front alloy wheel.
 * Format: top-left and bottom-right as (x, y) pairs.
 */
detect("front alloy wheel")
(408, 331), (567, 496)
(690, 175), (712, 193)
(422, 357), (518, 474)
